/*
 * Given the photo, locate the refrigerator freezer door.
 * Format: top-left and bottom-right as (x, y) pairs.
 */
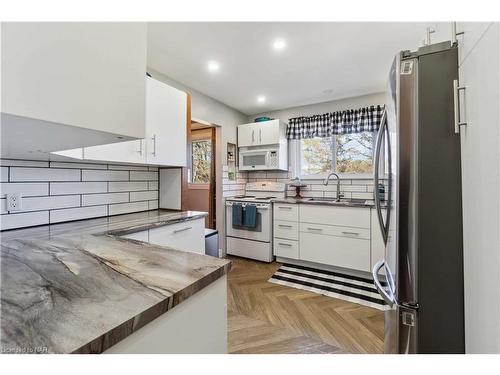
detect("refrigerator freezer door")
(385, 305), (418, 354)
(395, 55), (419, 306)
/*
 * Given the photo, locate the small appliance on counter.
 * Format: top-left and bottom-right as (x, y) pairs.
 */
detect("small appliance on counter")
(289, 177), (308, 198)
(225, 181), (286, 262)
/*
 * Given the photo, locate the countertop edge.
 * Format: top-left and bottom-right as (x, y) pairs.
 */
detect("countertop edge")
(71, 259), (231, 354)
(105, 212), (209, 237)
(271, 198), (382, 208)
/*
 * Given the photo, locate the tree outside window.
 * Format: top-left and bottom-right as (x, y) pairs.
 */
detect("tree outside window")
(299, 132), (374, 176)
(336, 132), (374, 174)
(191, 139), (212, 183)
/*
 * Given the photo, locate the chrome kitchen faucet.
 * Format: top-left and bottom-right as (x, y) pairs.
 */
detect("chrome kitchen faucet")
(323, 172), (342, 202)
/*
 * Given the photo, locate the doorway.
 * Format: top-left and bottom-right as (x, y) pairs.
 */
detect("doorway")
(185, 120), (217, 229)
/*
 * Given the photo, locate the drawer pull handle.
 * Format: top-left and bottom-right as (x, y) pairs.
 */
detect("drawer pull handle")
(173, 226), (192, 234)
(278, 206), (292, 210)
(307, 227), (322, 231)
(278, 224), (292, 228)
(341, 231), (360, 235)
(278, 243), (292, 247)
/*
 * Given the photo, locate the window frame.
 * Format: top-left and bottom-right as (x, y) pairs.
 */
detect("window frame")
(290, 132), (384, 180)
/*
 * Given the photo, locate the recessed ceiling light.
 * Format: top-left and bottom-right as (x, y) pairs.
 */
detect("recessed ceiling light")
(207, 60), (220, 73)
(257, 95), (266, 103)
(272, 38), (287, 51)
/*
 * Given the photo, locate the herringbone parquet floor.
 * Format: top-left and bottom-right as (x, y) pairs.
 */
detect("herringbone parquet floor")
(227, 256), (385, 354)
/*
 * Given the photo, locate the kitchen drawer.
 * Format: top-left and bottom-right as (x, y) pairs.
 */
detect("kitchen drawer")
(299, 232), (370, 272)
(121, 230), (149, 242)
(273, 238), (299, 259)
(274, 220), (299, 240)
(148, 218), (205, 254)
(299, 222), (370, 240)
(300, 205), (369, 228)
(273, 203), (298, 222)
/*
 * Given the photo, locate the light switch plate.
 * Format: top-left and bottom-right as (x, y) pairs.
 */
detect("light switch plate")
(6, 193), (23, 211)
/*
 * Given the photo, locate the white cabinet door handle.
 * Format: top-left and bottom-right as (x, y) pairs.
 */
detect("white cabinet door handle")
(278, 242), (292, 247)
(151, 134), (157, 156)
(341, 231), (360, 236)
(453, 79), (467, 134)
(307, 227), (322, 232)
(251, 130), (255, 143)
(278, 224), (292, 228)
(137, 139), (143, 155)
(173, 226), (192, 234)
(278, 206), (292, 210)
(259, 129), (262, 143)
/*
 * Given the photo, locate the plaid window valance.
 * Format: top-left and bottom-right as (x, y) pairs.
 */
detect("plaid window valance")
(286, 105), (384, 140)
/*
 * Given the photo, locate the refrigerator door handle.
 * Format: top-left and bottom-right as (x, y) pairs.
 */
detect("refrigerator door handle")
(374, 109), (389, 243)
(372, 259), (395, 307)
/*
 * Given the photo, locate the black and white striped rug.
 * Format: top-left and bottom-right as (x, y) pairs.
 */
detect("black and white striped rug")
(268, 263), (389, 311)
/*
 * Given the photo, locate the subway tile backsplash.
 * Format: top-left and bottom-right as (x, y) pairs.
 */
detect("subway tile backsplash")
(222, 167), (384, 201)
(246, 170), (386, 200)
(0, 159), (159, 230)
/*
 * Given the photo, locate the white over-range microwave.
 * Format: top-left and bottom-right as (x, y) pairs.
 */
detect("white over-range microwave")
(238, 146), (288, 171)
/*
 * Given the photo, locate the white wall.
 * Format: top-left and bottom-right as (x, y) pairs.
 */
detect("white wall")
(248, 92), (386, 123)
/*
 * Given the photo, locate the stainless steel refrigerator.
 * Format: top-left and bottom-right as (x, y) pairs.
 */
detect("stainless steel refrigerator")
(372, 42), (465, 354)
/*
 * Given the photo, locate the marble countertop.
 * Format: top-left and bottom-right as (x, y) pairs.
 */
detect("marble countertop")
(0, 210), (230, 354)
(272, 197), (387, 208)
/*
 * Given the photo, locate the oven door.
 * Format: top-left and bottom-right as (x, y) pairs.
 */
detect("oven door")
(238, 150), (269, 170)
(225, 202), (271, 242)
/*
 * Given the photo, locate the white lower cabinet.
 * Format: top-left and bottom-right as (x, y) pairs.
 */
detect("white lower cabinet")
(273, 202), (299, 260)
(299, 204), (370, 228)
(299, 232), (370, 272)
(274, 238), (299, 259)
(273, 203), (375, 272)
(119, 218), (205, 254)
(148, 218), (205, 254)
(274, 220), (299, 241)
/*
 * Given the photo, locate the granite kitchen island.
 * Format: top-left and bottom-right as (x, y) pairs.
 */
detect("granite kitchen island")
(0, 210), (231, 354)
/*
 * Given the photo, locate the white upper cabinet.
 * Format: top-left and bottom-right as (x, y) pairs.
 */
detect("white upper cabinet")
(1, 22), (147, 139)
(83, 139), (146, 164)
(237, 123), (259, 147)
(238, 120), (285, 147)
(54, 77), (188, 166)
(145, 76), (187, 166)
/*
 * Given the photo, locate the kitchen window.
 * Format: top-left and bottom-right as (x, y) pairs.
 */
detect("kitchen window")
(291, 132), (377, 178)
(191, 139), (212, 184)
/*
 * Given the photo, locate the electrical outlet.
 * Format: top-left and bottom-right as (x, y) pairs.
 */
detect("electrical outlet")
(6, 193), (23, 212)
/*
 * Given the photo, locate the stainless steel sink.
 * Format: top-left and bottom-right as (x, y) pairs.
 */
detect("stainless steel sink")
(305, 198), (369, 206)
(306, 197), (340, 202)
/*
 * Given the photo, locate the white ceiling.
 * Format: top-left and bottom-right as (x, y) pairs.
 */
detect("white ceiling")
(147, 22), (440, 115)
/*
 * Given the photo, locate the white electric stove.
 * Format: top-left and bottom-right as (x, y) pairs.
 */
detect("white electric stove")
(225, 182), (286, 262)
